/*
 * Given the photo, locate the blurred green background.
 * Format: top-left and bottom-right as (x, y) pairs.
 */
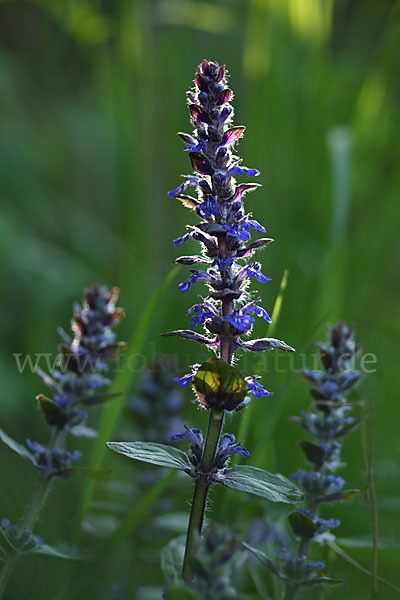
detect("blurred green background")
(0, 0), (399, 598)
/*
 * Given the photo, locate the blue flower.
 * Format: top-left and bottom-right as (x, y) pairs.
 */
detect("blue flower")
(245, 376), (273, 398)
(177, 271), (211, 293)
(187, 301), (217, 327)
(174, 364), (200, 387)
(214, 433), (250, 468)
(168, 426), (203, 450)
(224, 222), (251, 242)
(173, 232), (193, 247)
(222, 312), (255, 332)
(198, 198), (219, 218)
(174, 373), (195, 387)
(245, 264), (271, 284)
(168, 175), (200, 197)
(290, 470), (346, 497)
(222, 300), (271, 332)
(65, 450), (82, 461)
(224, 217), (266, 242)
(215, 254), (234, 272)
(26, 439), (44, 453)
(218, 433), (250, 460)
(183, 139), (207, 153)
(227, 163), (260, 178)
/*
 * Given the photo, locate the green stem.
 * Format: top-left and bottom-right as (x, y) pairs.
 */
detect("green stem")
(284, 584), (297, 600)
(0, 553), (17, 599)
(0, 428), (65, 599)
(181, 235), (233, 584)
(182, 409), (224, 584)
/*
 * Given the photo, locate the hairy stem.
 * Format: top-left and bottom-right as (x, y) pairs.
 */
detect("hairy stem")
(182, 409), (224, 583)
(0, 428), (65, 599)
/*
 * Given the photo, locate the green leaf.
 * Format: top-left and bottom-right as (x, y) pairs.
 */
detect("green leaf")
(192, 357), (247, 411)
(335, 537), (400, 551)
(106, 441), (190, 471)
(217, 465), (303, 503)
(0, 528), (17, 555)
(69, 425), (97, 438)
(318, 489), (359, 503)
(164, 585), (201, 600)
(78, 392), (122, 406)
(36, 394), (68, 428)
(57, 467), (115, 480)
(296, 577), (344, 587)
(237, 337), (295, 352)
(287, 511), (317, 538)
(242, 542), (281, 577)
(299, 440), (326, 469)
(34, 543), (87, 561)
(161, 535), (186, 584)
(0, 428), (35, 463)
(242, 543), (343, 587)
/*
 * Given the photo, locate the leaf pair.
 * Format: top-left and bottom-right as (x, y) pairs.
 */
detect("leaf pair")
(106, 441), (303, 504)
(0, 427), (113, 480)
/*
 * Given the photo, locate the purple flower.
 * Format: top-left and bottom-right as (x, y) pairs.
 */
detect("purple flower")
(198, 198), (219, 218)
(174, 364), (200, 387)
(222, 300), (271, 332)
(177, 271), (211, 293)
(168, 175), (200, 198)
(215, 254), (234, 272)
(187, 301), (217, 327)
(219, 433), (250, 459)
(26, 439), (44, 453)
(227, 163), (260, 178)
(224, 222), (251, 242)
(214, 433), (250, 468)
(245, 264), (271, 284)
(183, 139), (207, 153)
(224, 217), (266, 242)
(174, 372), (195, 387)
(222, 312), (255, 332)
(168, 426), (203, 450)
(173, 232), (193, 247)
(65, 450), (82, 461)
(245, 376), (273, 398)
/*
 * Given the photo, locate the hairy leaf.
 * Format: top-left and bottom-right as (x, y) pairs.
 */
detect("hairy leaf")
(217, 465), (303, 503)
(237, 338), (295, 352)
(107, 441), (190, 472)
(161, 535), (186, 584)
(0, 428), (35, 463)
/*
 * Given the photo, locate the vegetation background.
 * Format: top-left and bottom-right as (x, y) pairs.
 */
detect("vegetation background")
(0, 0), (399, 598)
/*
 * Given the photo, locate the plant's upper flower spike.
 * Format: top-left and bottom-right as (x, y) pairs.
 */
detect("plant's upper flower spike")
(166, 58), (294, 406)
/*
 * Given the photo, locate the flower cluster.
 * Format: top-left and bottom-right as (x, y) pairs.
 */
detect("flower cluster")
(36, 283), (125, 430)
(0, 519), (43, 554)
(246, 323), (362, 595)
(290, 322), (361, 500)
(26, 439), (82, 475)
(164, 524), (242, 600)
(0, 283), (125, 586)
(127, 356), (184, 442)
(166, 59), (294, 412)
(168, 427), (249, 477)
